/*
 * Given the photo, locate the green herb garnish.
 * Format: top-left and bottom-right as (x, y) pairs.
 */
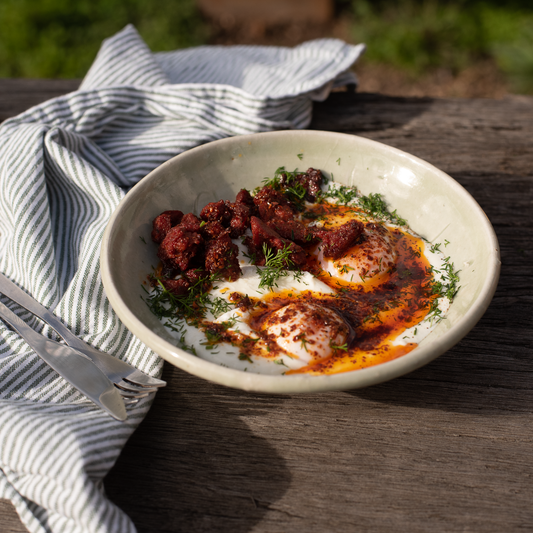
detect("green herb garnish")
(257, 243), (301, 292)
(358, 193), (407, 225)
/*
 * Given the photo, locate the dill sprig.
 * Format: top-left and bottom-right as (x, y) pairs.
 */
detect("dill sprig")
(262, 166), (299, 188)
(320, 184), (359, 205)
(329, 340), (348, 351)
(145, 272), (233, 321)
(423, 243), (461, 322)
(210, 296), (233, 319)
(158, 317), (198, 356)
(358, 192), (407, 226)
(262, 167), (308, 210)
(256, 243), (302, 292)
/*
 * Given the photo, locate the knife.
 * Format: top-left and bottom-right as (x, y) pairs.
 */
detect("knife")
(0, 301), (127, 421)
(0, 272), (165, 390)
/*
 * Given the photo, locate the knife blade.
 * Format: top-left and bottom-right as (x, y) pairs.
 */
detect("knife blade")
(0, 272), (165, 390)
(0, 301), (127, 421)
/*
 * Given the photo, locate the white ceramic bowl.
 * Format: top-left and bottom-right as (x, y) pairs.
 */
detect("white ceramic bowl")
(100, 130), (500, 393)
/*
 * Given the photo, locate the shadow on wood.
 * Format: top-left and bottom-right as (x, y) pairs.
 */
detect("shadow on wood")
(311, 91), (434, 133)
(104, 364), (292, 533)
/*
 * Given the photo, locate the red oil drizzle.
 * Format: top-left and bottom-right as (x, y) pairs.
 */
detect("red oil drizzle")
(236, 203), (439, 375)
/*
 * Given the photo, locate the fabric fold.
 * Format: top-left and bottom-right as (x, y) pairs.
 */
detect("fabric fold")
(0, 24), (364, 533)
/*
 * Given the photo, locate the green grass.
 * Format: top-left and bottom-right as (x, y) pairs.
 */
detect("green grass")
(0, 0), (207, 78)
(1, 0), (532, 94)
(348, 0), (533, 94)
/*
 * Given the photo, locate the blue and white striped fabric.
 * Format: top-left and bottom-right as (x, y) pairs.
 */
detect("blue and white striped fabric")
(0, 24), (364, 533)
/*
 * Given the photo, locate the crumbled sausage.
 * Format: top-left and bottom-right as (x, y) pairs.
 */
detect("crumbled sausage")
(159, 278), (190, 296)
(151, 210), (183, 244)
(242, 235), (266, 266)
(152, 168), (329, 290)
(235, 188), (257, 214)
(303, 168), (323, 202)
(183, 268), (209, 286)
(226, 202), (250, 238)
(278, 167), (323, 202)
(253, 186), (295, 221)
(180, 213), (202, 233)
(200, 200), (232, 224)
(266, 217), (317, 246)
(250, 216), (307, 267)
(205, 233), (241, 281)
(314, 220), (364, 259)
(200, 220), (227, 240)
(158, 225), (203, 272)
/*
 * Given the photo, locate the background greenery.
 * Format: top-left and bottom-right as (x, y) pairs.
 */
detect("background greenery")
(0, 0), (207, 78)
(348, 0), (533, 94)
(1, 0), (532, 94)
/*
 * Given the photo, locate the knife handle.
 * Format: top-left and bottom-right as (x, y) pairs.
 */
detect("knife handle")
(0, 272), (164, 389)
(0, 272), (78, 343)
(0, 301), (127, 421)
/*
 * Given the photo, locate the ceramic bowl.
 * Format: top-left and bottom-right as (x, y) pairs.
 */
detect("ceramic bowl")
(100, 130), (500, 393)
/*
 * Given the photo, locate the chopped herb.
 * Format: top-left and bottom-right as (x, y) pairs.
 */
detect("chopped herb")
(204, 329), (222, 344)
(221, 316), (239, 330)
(262, 166), (309, 210)
(399, 269), (412, 279)
(298, 333), (309, 352)
(210, 297), (234, 319)
(329, 340), (348, 351)
(321, 184), (359, 205)
(339, 264), (355, 274)
(257, 243), (302, 292)
(358, 193), (407, 226)
(145, 271), (224, 321)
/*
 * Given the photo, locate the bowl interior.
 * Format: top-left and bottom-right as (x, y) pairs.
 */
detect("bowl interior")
(101, 130), (500, 393)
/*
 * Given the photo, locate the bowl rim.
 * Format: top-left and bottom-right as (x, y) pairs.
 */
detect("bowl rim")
(100, 130), (501, 393)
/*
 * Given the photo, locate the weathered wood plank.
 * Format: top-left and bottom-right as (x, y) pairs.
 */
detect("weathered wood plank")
(311, 92), (533, 177)
(0, 79), (80, 122)
(0, 80), (531, 533)
(0, 501), (29, 533)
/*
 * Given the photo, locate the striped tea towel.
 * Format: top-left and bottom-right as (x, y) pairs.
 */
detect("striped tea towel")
(0, 24), (365, 533)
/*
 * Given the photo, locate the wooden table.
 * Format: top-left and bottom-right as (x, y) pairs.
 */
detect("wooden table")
(1, 79), (532, 533)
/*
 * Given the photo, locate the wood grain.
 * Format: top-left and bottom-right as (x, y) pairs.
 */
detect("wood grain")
(0, 501), (28, 533)
(0, 79), (80, 122)
(0, 80), (532, 533)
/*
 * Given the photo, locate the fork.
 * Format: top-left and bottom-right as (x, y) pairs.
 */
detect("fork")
(0, 272), (166, 395)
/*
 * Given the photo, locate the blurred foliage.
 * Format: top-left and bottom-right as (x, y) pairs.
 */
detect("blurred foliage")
(349, 0), (533, 93)
(1, 0), (532, 94)
(0, 0), (208, 78)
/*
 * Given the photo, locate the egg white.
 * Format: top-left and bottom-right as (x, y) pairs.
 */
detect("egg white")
(260, 301), (350, 363)
(160, 184), (452, 374)
(314, 223), (397, 283)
